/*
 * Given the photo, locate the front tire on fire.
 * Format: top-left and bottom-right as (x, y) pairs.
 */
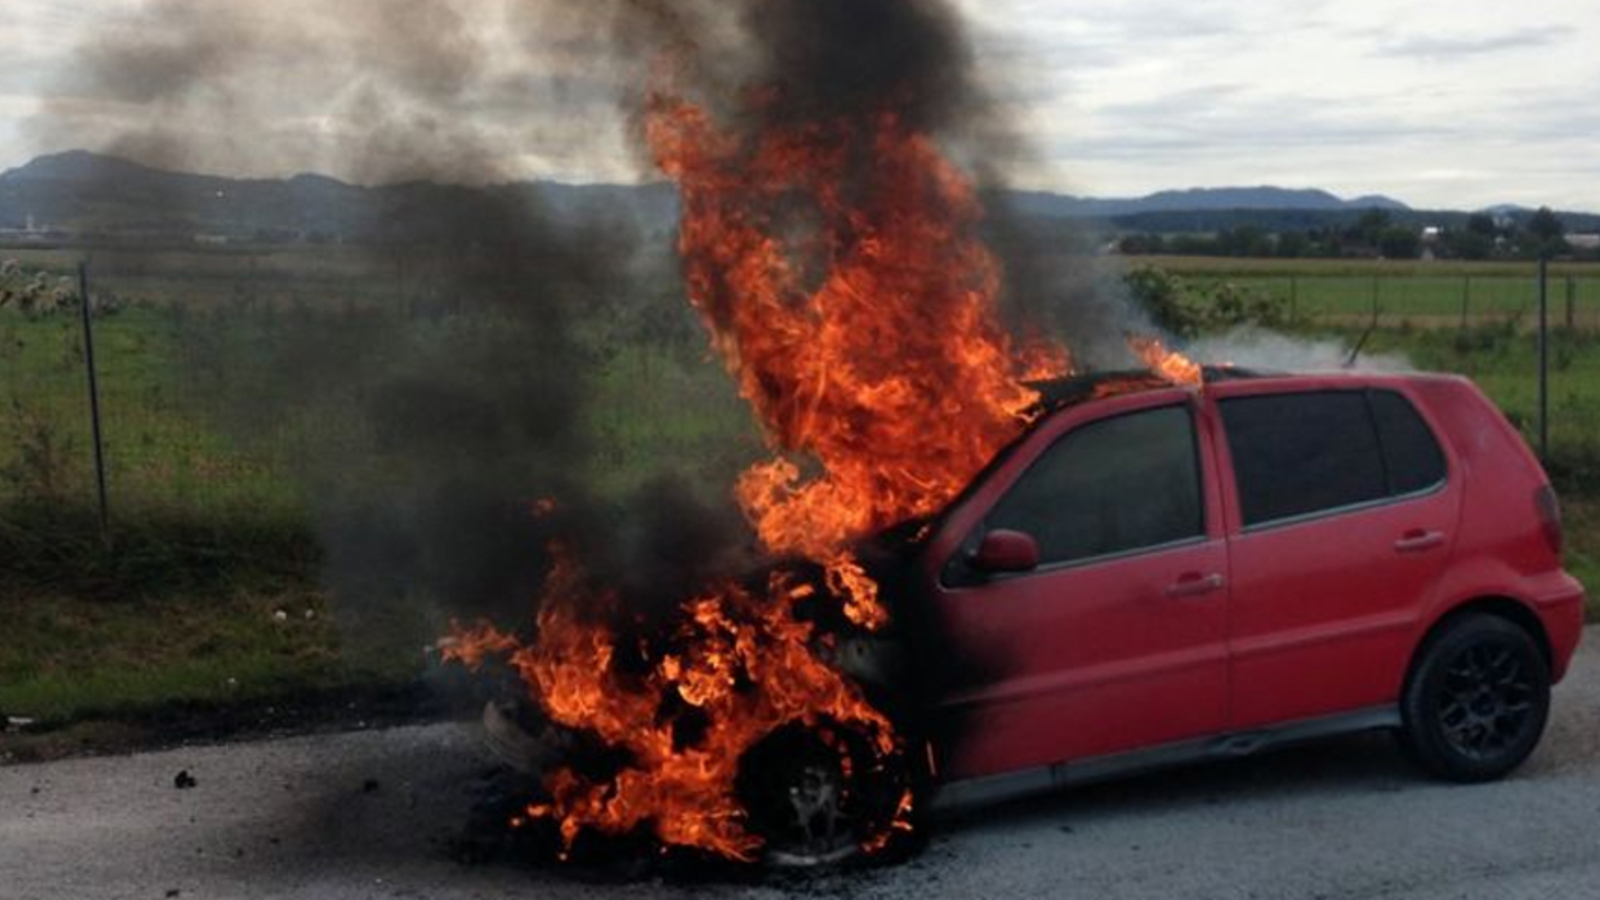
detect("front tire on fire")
(735, 718), (913, 867)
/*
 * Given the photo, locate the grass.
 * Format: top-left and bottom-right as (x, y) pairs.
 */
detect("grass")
(0, 587), (342, 722)
(1, 248), (1596, 730)
(0, 289), (757, 727)
(1133, 256), (1600, 324)
(1134, 255), (1600, 279)
(3, 245), (422, 310)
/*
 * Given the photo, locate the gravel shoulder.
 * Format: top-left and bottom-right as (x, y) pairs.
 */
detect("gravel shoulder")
(2, 627), (1596, 900)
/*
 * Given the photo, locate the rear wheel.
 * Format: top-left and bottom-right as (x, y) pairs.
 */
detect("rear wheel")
(1399, 614), (1550, 782)
(736, 719), (911, 867)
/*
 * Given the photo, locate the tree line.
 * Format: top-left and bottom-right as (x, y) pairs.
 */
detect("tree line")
(1117, 207), (1591, 262)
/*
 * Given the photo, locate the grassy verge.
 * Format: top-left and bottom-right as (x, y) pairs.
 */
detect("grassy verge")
(2, 251), (1596, 739)
(0, 295), (754, 734)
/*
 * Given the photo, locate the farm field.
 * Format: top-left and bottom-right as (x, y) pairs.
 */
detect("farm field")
(1142, 255), (1600, 326)
(2, 248), (1596, 731)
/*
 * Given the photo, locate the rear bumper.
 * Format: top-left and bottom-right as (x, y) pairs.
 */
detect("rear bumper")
(1533, 573), (1586, 683)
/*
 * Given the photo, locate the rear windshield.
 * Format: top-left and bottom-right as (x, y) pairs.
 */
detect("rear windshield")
(1221, 389), (1446, 527)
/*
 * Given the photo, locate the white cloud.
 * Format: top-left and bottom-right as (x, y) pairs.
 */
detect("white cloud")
(1, 0), (1596, 210)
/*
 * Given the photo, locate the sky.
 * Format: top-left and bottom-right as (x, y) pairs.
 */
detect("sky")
(1, 0), (1596, 211)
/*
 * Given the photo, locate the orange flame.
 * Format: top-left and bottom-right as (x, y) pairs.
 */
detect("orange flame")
(443, 75), (1071, 859)
(444, 543), (898, 860)
(1128, 335), (1203, 387)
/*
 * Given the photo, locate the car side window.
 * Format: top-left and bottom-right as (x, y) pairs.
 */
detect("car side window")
(983, 405), (1204, 566)
(1370, 389), (1447, 494)
(1222, 389), (1443, 528)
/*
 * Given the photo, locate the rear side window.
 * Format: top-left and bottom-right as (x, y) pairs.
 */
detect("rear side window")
(1370, 390), (1447, 494)
(1222, 389), (1446, 528)
(985, 405), (1203, 565)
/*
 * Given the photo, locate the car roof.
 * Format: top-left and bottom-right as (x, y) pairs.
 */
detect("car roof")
(1029, 365), (1460, 415)
(1028, 365), (1273, 414)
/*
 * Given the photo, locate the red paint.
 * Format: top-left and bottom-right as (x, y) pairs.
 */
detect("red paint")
(916, 372), (1585, 781)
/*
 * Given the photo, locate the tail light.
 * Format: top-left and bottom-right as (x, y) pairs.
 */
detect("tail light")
(1534, 484), (1563, 556)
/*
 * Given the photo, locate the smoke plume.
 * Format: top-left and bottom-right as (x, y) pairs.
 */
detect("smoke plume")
(34, 0), (1133, 654)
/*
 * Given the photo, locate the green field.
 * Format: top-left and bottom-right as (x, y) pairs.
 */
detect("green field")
(1134, 256), (1600, 326)
(0, 254), (759, 726)
(2, 248), (1596, 729)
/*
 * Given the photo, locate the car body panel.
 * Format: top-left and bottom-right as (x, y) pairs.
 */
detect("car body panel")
(908, 369), (1584, 790)
(922, 389), (1232, 780)
(1204, 378), (1464, 728)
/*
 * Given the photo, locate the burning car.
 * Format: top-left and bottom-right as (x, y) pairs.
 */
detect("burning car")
(435, 3), (1580, 865)
(461, 365), (1585, 866)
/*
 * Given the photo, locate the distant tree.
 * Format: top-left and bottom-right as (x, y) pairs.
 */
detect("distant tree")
(1118, 233), (1166, 255)
(1275, 231), (1309, 258)
(1526, 206), (1567, 259)
(1378, 226), (1421, 260)
(1169, 234), (1222, 256)
(1350, 208), (1393, 247)
(1444, 228), (1493, 260)
(1219, 225), (1272, 257)
(1528, 206), (1565, 241)
(1466, 213), (1498, 238)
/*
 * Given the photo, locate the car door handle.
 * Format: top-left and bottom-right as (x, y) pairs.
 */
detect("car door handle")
(1166, 573), (1225, 598)
(1394, 530), (1446, 553)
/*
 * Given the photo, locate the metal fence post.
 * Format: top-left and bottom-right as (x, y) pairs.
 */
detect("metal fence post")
(1538, 259), (1549, 464)
(77, 261), (110, 542)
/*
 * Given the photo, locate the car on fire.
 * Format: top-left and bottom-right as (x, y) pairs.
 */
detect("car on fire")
(487, 366), (1586, 866)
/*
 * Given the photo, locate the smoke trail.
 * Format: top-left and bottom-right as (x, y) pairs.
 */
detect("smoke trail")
(30, 0), (1142, 668)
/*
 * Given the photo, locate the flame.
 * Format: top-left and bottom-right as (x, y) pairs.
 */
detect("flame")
(444, 543), (899, 861)
(442, 75), (1071, 860)
(1128, 335), (1203, 387)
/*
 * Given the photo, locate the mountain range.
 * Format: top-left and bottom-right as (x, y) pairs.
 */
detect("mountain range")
(1, 150), (1594, 243)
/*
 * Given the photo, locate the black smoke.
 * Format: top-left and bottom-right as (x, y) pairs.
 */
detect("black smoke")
(33, 0), (1131, 688)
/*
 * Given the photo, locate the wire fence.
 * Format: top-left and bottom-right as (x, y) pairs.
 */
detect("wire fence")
(1182, 273), (1600, 329)
(4, 253), (1599, 539)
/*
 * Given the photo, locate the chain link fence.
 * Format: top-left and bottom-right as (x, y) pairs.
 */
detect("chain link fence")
(4, 251), (1597, 563)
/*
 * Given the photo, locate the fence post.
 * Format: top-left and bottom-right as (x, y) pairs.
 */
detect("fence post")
(1460, 275), (1471, 330)
(1567, 275), (1576, 330)
(1538, 259), (1549, 464)
(77, 260), (110, 543)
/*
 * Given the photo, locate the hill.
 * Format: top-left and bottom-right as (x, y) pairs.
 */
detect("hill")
(2, 151), (1596, 244)
(1007, 185), (1410, 219)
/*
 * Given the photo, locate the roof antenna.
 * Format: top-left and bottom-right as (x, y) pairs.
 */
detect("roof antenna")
(1344, 303), (1381, 369)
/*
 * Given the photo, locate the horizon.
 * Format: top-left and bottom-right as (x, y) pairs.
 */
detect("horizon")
(1, 1), (1596, 211)
(7, 148), (1596, 218)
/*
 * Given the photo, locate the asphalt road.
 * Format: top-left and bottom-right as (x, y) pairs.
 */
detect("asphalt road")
(4, 627), (1597, 900)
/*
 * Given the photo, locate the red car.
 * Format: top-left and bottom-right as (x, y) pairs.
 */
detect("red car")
(487, 368), (1586, 865)
(909, 369), (1582, 789)
(740, 367), (1585, 863)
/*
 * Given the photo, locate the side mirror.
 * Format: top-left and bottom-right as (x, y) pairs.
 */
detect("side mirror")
(970, 529), (1040, 574)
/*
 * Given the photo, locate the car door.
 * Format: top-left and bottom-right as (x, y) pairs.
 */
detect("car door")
(1213, 384), (1460, 729)
(924, 395), (1231, 780)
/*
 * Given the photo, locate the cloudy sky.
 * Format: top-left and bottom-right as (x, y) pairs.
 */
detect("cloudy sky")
(2, 0), (1595, 211)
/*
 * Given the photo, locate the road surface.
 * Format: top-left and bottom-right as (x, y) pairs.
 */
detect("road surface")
(4, 627), (1597, 900)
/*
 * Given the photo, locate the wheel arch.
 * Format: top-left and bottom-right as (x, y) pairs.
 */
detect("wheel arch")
(1404, 596), (1554, 693)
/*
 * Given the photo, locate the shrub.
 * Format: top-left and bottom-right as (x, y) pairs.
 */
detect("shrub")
(1124, 265), (1293, 338)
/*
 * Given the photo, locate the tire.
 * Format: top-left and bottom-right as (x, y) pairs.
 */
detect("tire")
(1398, 613), (1550, 782)
(735, 719), (913, 868)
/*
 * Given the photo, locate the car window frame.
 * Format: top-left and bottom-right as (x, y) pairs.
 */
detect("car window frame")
(943, 399), (1210, 585)
(1219, 386), (1452, 536)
